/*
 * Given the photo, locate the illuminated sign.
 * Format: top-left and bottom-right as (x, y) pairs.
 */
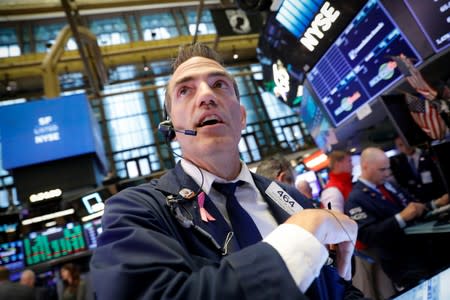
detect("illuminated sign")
(300, 2), (341, 52)
(29, 188), (62, 203)
(272, 60), (290, 102)
(306, 0), (422, 126)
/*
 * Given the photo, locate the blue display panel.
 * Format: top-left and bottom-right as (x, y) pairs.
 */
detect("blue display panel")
(0, 240), (25, 281)
(404, 0), (450, 53)
(306, 0), (422, 126)
(82, 218), (102, 250)
(299, 82), (336, 152)
(0, 93), (107, 171)
(23, 223), (86, 266)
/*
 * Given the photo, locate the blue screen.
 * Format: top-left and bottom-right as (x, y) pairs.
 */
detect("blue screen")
(299, 83), (336, 152)
(306, 0), (422, 126)
(0, 240), (25, 281)
(0, 93), (107, 170)
(392, 266), (450, 299)
(82, 218), (103, 250)
(404, 0), (450, 53)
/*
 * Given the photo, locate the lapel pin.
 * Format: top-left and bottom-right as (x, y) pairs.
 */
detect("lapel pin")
(179, 188), (195, 199)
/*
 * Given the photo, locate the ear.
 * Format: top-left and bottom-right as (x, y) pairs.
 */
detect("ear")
(240, 104), (247, 130)
(276, 171), (286, 183)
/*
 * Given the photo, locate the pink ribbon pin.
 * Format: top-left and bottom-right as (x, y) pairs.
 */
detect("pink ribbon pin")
(198, 192), (216, 222)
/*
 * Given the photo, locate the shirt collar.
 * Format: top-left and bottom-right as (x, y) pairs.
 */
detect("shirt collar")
(358, 177), (378, 191)
(180, 159), (255, 194)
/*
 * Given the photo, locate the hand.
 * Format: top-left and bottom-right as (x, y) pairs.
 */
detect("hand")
(435, 193), (449, 207)
(285, 209), (357, 280)
(399, 202), (427, 221)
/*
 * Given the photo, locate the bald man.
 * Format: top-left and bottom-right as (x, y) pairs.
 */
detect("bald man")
(345, 147), (449, 289)
(20, 270), (36, 288)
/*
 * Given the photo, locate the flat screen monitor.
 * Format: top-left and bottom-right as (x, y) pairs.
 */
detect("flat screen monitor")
(306, 0), (422, 126)
(296, 170), (321, 199)
(0, 240), (25, 281)
(392, 266), (450, 299)
(299, 82), (337, 152)
(403, 0), (450, 53)
(70, 187), (111, 218)
(82, 218), (102, 250)
(0, 93), (107, 172)
(23, 223), (86, 266)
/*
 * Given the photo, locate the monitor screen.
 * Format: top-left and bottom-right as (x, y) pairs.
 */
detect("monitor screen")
(70, 187), (111, 218)
(306, 0), (422, 126)
(296, 170), (321, 199)
(403, 0), (450, 53)
(0, 240), (25, 281)
(299, 82), (337, 152)
(82, 218), (102, 250)
(23, 223), (86, 266)
(392, 266), (450, 299)
(0, 93), (107, 172)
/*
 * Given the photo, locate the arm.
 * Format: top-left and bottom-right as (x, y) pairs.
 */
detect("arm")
(320, 187), (345, 212)
(90, 187), (307, 300)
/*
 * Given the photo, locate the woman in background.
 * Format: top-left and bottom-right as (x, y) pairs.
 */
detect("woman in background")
(60, 263), (86, 300)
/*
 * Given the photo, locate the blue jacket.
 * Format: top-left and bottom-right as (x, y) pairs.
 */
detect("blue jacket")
(90, 163), (362, 299)
(345, 180), (432, 286)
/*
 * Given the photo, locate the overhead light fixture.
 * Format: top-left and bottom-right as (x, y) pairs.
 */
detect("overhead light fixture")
(232, 46), (239, 60)
(142, 56), (150, 72)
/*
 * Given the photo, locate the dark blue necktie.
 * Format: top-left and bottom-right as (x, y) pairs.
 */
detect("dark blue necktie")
(213, 181), (262, 248)
(408, 156), (419, 178)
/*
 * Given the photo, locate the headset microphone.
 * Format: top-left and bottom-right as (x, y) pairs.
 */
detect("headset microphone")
(158, 120), (197, 140)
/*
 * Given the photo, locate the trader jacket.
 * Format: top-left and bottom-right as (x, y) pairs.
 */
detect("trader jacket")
(90, 163), (363, 300)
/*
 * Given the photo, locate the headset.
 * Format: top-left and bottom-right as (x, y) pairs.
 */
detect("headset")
(158, 104), (197, 141)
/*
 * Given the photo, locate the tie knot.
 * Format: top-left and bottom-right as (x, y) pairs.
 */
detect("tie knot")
(213, 181), (244, 197)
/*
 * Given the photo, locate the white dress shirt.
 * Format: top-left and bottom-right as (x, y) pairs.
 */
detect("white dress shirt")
(181, 159), (328, 292)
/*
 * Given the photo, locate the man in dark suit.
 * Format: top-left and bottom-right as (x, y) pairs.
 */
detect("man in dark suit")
(90, 43), (362, 300)
(390, 136), (446, 202)
(345, 147), (449, 289)
(0, 266), (35, 300)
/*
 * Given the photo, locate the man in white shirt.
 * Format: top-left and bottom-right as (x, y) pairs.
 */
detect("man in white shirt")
(91, 43), (361, 300)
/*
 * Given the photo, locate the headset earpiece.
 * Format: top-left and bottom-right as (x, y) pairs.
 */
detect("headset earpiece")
(158, 120), (176, 141)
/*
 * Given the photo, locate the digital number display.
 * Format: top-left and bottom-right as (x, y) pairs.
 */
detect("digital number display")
(23, 223), (86, 266)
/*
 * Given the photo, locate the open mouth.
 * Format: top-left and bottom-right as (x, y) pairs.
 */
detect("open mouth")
(197, 115), (222, 127)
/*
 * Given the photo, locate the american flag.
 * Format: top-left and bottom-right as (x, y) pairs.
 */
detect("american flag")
(405, 93), (447, 140)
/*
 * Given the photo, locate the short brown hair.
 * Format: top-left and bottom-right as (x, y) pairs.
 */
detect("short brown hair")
(164, 43), (239, 117)
(328, 150), (350, 171)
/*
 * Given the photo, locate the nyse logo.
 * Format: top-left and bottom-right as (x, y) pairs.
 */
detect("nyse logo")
(300, 2), (340, 52)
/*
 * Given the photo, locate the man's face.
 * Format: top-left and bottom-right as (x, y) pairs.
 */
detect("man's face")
(337, 155), (353, 173)
(167, 56), (245, 160)
(366, 155), (391, 185)
(395, 137), (414, 155)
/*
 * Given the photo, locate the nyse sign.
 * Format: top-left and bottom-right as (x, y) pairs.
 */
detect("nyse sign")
(300, 2), (340, 52)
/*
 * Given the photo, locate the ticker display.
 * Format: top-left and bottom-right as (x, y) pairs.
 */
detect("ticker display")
(306, 0), (422, 126)
(23, 223), (86, 266)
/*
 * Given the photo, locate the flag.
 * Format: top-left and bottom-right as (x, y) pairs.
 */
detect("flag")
(405, 93), (447, 140)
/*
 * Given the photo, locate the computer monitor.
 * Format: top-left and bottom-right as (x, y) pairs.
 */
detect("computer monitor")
(82, 218), (103, 250)
(23, 223), (87, 266)
(0, 240), (25, 281)
(296, 171), (322, 199)
(391, 266), (450, 299)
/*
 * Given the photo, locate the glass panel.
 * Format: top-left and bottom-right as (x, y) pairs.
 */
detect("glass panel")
(126, 160), (139, 178)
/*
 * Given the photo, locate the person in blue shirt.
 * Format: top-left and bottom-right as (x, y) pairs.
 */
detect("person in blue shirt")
(90, 43), (363, 300)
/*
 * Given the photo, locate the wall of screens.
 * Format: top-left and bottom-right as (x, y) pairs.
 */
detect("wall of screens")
(403, 0), (450, 53)
(299, 81), (337, 152)
(0, 240), (25, 281)
(23, 223), (86, 266)
(306, 0), (422, 126)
